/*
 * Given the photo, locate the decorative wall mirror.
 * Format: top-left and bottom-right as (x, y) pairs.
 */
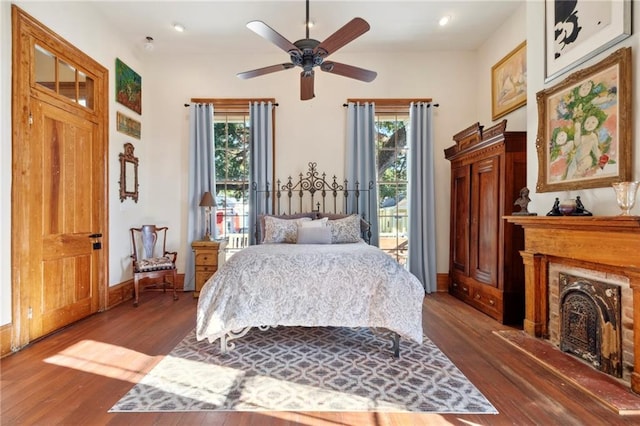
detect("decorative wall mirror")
(119, 142), (139, 202)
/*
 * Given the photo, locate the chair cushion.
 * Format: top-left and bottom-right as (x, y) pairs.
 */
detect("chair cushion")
(135, 256), (175, 272)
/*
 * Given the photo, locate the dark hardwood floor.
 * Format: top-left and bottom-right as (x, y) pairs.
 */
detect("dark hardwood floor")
(1, 291), (638, 425)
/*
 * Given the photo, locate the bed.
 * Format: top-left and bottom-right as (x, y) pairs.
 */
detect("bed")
(195, 163), (425, 356)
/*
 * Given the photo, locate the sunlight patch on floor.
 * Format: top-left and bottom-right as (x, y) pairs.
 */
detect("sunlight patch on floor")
(44, 339), (162, 383)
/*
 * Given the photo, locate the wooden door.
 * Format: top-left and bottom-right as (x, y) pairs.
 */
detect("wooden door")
(470, 155), (500, 287)
(11, 6), (108, 348)
(28, 99), (102, 337)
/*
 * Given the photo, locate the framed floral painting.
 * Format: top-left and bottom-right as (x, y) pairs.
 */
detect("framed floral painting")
(535, 47), (631, 193)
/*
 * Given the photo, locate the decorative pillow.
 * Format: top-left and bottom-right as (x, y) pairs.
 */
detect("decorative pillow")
(296, 226), (332, 244)
(327, 214), (362, 243)
(263, 216), (312, 243)
(299, 217), (329, 228)
(258, 212), (318, 242)
(317, 212), (370, 235)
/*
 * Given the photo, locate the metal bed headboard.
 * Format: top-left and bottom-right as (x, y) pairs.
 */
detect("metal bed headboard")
(251, 162), (374, 242)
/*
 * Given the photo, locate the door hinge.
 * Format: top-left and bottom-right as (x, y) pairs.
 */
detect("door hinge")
(28, 307), (33, 319)
(28, 112), (33, 126)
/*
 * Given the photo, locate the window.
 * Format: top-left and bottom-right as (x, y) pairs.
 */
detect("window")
(375, 111), (410, 266)
(34, 44), (95, 108)
(214, 111), (250, 255)
(199, 99), (275, 258)
(349, 98), (432, 267)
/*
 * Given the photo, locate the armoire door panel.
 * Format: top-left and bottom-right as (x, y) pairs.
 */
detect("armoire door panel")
(471, 156), (500, 286)
(451, 166), (470, 275)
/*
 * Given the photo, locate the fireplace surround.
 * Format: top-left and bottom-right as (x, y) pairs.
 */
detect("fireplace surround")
(505, 216), (640, 394)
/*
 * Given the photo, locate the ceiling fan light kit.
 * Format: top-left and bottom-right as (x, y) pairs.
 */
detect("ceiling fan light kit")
(237, 0), (377, 100)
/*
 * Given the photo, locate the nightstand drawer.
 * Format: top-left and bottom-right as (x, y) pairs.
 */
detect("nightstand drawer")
(195, 252), (218, 266)
(196, 265), (217, 273)
(196, 270), (215, 285)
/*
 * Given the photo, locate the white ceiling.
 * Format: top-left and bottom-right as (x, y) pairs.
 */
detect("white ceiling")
(90, 0), (525, 56)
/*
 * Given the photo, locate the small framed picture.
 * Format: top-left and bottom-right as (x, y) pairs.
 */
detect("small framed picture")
(116, 111), (141, 139)
(491, 41), (527, 121)
(535, 47), (631, 193)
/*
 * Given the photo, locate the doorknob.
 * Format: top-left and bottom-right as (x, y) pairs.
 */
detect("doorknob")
(89, 233), (102, 250)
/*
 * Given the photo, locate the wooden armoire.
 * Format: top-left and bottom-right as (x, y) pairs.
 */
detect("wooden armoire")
(444, 120), (526, 324)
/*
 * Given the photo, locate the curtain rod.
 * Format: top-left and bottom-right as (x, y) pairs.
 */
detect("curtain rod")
(342, 102), (439, 107)
(184, 103), (279, 107)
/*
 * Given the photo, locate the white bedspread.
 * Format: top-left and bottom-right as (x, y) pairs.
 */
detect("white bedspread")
(196, 242), (425, 345)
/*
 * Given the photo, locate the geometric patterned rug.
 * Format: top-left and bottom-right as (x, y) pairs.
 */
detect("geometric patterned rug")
(109, 327), (497, 414)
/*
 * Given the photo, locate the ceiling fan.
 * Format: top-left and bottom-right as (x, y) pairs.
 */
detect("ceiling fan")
(237, 0), (377, 101)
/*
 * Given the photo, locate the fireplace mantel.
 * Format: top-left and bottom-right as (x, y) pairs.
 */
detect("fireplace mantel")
(505, 215), (640, 394)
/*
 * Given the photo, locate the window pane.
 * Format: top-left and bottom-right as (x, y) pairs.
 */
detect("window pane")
(375, 112), (410, 267)
(58, 59), (76, 103)
(34, 44), (56, 91)
(215, 112), (250, 257)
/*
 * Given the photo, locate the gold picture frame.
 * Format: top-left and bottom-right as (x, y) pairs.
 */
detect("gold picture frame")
(116, 111), (141, 139)
(491, 41), (527, 121)
(535, 47), (631, 193)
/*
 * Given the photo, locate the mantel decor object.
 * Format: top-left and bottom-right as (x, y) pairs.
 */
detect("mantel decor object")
(546, 196), (592, 216)
(513, 187), (537, 216)
(612, 181), (639, 216)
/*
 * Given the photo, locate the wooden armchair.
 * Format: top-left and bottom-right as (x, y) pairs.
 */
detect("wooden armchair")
(130, 225), (179, 307)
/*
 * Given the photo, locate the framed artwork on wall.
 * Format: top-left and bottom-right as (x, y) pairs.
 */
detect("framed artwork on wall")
(491, 41), (527, 121)
(535, 47), (631, 193)
(545, 0), (631, 82)
(119, 142), (139, 202)
(115, 58), (142, 114)
(116, 111), (141, 139)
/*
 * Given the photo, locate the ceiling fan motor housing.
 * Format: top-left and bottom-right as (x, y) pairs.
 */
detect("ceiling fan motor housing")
(290, 39), (325, 72)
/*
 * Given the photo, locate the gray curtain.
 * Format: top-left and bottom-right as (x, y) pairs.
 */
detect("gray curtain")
(249, 101), (274, 245)
(184, 103), (215, 291)
(408, 102), (436, 293)
(346, 102), (379, 246)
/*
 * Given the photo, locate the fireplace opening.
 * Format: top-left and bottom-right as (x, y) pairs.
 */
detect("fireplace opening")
(559, 273), (622, 378)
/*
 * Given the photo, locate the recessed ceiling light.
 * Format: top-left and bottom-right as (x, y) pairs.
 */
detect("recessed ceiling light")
(173, 23), (185, 32)
(144, 36), (154, 51)
(439, 15), (451, 27)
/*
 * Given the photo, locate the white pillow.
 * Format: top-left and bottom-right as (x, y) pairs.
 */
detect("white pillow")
(263, 216), (312, 243)
(327, 214), (362, 243)
(299, 217), (328, 228)
(296, 226), (332, 244)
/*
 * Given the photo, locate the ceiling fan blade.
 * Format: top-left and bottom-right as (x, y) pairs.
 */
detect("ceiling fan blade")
(237, 63), (295, 79)
(320, 61), (377, 82)
(246, 21), (300, 55)
(300, 71), (315, 100)
(314, 17), (370, 57)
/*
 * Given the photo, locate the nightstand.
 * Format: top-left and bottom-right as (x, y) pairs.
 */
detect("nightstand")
(191, 240), (226, 298)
